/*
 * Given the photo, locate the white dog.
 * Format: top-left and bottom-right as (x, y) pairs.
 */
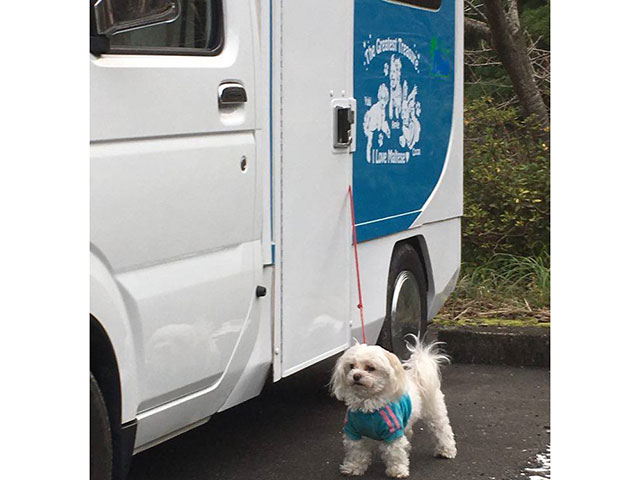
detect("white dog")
(330, 338), (456, 478)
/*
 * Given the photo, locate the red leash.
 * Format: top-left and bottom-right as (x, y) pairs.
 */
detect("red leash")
(348, 186), (367, 344)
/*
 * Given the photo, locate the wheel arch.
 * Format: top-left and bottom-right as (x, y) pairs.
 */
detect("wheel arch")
(390, 235), (431, 298)
(91, 247), (140, 478)
(360, 222), (460, 346)
(374, 234), (432, 354)
(90, 314), (122, 458)
(91, 314), (138, 480)
(90, 249), (140, 422)
(358, 231), (434, 346)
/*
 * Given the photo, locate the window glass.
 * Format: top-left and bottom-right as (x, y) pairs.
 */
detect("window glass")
(94, 0), (179, 36)
(109, 0), (222, 54)
(392, 0), (441, 10)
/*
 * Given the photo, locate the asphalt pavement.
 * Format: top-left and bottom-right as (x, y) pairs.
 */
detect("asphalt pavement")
(128, 360), (550, 480)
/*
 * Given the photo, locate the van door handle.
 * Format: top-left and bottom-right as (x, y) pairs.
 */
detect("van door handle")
(218, 82), (247, 106)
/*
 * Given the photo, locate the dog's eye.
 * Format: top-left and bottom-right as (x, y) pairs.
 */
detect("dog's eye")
(349, 363), (355, 370)
(365, 365), (375, 372)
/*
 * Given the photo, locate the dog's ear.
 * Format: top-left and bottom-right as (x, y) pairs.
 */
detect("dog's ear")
(383, 350), (406, 399)
(330, 354), (347, 401)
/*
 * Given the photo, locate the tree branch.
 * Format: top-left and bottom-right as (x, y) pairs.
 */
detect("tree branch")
(481, 0), (549, 130)
(464, 0), (489, 22)
(464, 17), (492, 43)
(506, 0), (521, 29)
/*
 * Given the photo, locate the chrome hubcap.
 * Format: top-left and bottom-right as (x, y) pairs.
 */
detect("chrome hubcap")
(390, 270), (422, 358)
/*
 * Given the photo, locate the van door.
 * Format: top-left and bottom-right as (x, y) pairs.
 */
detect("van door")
(90, 0), (261, 413)
(276, 0), (354, 377)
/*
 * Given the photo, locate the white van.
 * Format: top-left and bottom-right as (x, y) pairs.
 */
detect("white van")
(89, 0), (462, 478)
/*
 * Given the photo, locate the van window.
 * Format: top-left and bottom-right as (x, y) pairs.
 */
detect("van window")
(392, 0), (441, 10)
(108, 0), (223, 55)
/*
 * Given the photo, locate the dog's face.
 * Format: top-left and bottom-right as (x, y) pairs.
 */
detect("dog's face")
(331, 344), (406, 404)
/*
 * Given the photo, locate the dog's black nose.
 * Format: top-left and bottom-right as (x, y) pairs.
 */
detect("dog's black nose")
(353, 373), (361, 382)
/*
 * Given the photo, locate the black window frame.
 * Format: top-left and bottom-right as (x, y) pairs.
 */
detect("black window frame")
(91, 0), (224, 57)
(387, 0), (442, 11)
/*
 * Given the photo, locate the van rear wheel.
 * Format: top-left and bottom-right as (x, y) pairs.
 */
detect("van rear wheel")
(90, 373), (112, 480)
(377, 243), (427, 359)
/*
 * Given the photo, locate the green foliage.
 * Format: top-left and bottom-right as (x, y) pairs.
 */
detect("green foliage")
(463, 64), (514, 105)
(520, 1), (550, 50)
(463, 98), (550, 266)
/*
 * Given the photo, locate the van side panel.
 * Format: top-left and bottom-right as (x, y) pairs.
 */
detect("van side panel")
(353, 0), (456, 242)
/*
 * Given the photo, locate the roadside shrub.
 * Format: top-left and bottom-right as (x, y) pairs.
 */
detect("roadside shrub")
(463, 98), (550, 266)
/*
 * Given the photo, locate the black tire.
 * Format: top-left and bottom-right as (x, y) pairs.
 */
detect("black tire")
(377, 243), (428, 359)
(91, 373), (113, 480)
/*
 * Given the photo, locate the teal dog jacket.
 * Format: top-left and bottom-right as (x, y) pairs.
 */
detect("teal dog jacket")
(343, 392), (412, 443)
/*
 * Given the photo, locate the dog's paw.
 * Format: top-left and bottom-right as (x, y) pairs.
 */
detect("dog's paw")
(385, 464), (410, 478)
(339, 463), (368, 476)
(434, 443), (457, 459)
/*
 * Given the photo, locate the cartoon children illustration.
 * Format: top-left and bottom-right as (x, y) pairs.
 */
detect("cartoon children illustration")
(363, 83), (391, 163)
(388, 54), (403, 121)
(399, 83), (421, 150)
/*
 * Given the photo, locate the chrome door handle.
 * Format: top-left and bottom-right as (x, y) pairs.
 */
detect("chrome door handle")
(218, 82), (247, 106)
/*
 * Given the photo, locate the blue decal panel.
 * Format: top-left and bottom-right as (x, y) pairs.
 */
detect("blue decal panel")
(354, 0), (455, 242)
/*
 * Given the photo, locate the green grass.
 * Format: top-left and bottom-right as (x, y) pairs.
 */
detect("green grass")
(462, 252), (549, 306)
(436, 253), (550, 323)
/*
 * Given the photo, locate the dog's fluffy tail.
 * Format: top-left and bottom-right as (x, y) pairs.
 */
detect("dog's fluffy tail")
(404, 334), (458, 458)
(403, 335), (450, 395)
